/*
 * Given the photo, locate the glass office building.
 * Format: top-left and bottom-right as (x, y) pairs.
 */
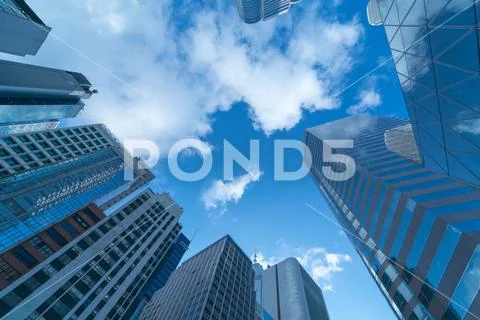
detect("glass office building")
(234, 0), (301, 23)
(0, 189), (184, 320)
(0, 124), (149, 252)
(128, 233), (191, 320)
(306, 116), (480, 320)
(367, 0), (480, 187)
(140, 235), (256, 320)
(261, 258), (330, 320)
(0, 204), (105, 290)
(0, 59), (95, 129)
(0, 0), (50, 56)
(0, 121), (59, 136)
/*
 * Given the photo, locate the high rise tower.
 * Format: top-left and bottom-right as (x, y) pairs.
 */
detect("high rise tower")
(234, 0), (301, 24)
(0, 189), (184, 320)
(140, 235), (257, 320)
(367, 0), (480, 187)
(261, 258), (330, 320)
(0, 59), (95, 134)
(0, 124), (151, 252)
(306, 115), (480, 320)
(0, 0), (50, 56)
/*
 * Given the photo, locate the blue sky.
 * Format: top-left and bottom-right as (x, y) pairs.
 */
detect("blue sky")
(1, 0), (415, 318)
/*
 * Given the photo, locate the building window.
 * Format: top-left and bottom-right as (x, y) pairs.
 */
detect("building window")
(11, 247), (39, 269)
(29, 236), (55, 257)
(45, 227), (68, 246)
(0, 257), (20, 281)
(83, 208), (101, 223)
(60, 221), (79, 237)
(73, 215), (89, 229)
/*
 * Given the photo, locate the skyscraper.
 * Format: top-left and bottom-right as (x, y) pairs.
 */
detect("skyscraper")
(261, 258), (330, 320)
(367, 0), (480, 187)
(128, 233), (191, 320)
(234, 0), (301, 24)
(140, 235), (257, 320)
(0, 203), (105, 290)
(0, 124), (150, 252)
(306, 115), (480, 320)
(0, 59), (95, 134)
(0, 0), (50, 56)
(0, 189), (184, 320)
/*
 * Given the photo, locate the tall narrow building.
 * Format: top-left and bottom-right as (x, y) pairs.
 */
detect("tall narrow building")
(0, 59), (95, 134)
(140, 235), (257, 320)
(366, 0), (480, 187)
(0, 189), (184, 320)
(0, 0), (50, 56)
(261, 258), (330, 320)
(0, 124), (151, 252)
(128, 233), (191, 320)
(306, 116), (480, 320)
(234, 0), (301, 24)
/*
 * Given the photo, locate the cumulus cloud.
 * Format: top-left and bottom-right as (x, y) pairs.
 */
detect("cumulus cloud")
(347, 88), (382, 115)
(201, 169), (262, 213)
(24, 0), (363, 153)
(254, 242), (352, 292)
(454, 119), (480, 135)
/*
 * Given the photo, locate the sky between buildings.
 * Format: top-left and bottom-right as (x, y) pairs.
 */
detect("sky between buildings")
(0, 0), (415, 318)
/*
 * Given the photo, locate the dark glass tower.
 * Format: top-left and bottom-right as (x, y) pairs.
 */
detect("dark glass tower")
(0, 189), (184, 320)
(0, 0), (50, 56)
(0, 124), (151, 252)
(128, 233), (191, 320)
(367, 0), (480, 187)
(261, 258), (330, 320)
(139, 235), (257, 320)
(306, 115), (480, 320)
(0, 59), (95, 134)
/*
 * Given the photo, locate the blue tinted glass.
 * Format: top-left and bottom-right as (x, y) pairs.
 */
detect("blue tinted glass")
(398, 177), (452, 192)
(368, 185), (387, 234)
(379, 190), (401, 248)
(385, 170), (431, 184)
(451, 219), (480, 233)
(449, 246), (480, 318)
(426, 226), (461, 288)
(361, 178), (378, 224)
(390, 199), (416, 259)
(412, 186), (473, 202)
(407, 200), (480, 270)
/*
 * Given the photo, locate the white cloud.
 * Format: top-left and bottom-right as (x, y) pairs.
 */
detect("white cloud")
(201, 169), (262, 213)
(254, 243), (352, 292)
(454, 119), (480, 135)
(347, 88), (382, 115)
(24, 0), (363, 153)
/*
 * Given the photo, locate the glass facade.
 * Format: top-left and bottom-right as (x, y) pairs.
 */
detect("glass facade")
(261, 258), (330, 320)
(140, 235), (256, 320)
(0, 121), (59, 136)
(0, 103), (85, 126)
(0, 59), (93, 126)
(0, 125), (142, 252)
(0, 190), (183, 320)
(369, 0), (480, 187)
(306, 115), (480, 320)
(128, 233), (190, 320)
(0, 0), (50, 56)
(234, 0), (300, 23)
(0, 0), (26, 18)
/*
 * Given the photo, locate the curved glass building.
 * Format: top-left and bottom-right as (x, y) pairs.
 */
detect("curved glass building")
(306, 115), (480, 320)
